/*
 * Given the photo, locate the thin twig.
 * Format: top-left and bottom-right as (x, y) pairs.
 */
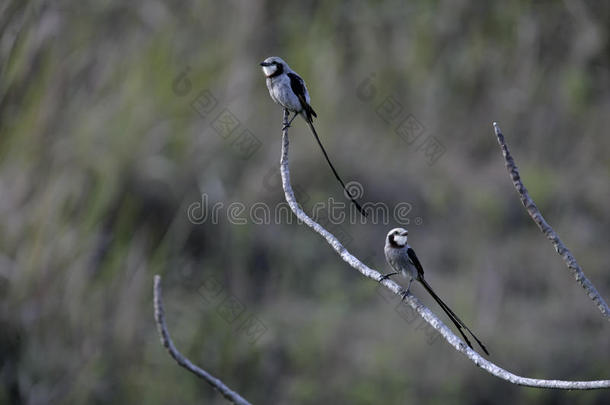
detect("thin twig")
(153, 275), (252, 405)
(493, 122), (610, 320)
(279, 110), (610, 389)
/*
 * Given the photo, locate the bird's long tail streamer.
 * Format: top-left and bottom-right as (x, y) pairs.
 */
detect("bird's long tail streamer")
(305, 120), (367, 217)
(419, 277), (489, 355)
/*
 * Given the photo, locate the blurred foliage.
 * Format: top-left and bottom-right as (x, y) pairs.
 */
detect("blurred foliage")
(1, 0), (609, 404)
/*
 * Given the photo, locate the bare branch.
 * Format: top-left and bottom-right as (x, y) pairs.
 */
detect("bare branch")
(153, 275), (252, 405)
(493, 122), (610, 320)
(279, 110), (610, 389)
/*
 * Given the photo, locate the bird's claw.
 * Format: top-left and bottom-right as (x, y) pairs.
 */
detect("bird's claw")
(379, 272), (397, 282)
(400, 288), (411, 301)
(282, 123), (291, 131)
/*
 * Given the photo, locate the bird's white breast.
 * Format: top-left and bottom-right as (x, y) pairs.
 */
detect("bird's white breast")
(266, 74), (305, 113)
(385, 244), (418, 281)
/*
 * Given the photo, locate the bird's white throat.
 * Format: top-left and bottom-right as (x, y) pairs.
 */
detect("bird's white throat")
(393, 235), (408, 246)
(262, 65), (277, 77)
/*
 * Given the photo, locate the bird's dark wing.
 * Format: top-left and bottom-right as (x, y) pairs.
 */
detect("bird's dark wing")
(287, 72), (317, 121)
(407, 247), (425, 278)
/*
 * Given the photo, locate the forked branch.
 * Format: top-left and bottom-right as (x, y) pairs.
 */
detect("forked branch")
(279, 110), (609, 389)
(493, 122), (609, 319)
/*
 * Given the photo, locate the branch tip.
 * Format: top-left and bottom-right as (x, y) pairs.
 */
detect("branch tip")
(493, 125), (609, 320)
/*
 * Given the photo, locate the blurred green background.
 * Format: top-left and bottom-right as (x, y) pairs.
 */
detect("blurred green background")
(1, 1), (609, 404)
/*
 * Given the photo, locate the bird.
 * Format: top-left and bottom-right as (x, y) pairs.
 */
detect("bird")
(382, 228), (489, 355)
(259, 56), (366, 216)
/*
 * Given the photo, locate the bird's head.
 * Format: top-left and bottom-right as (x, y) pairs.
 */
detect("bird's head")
(387, 227), (409, 248)
(260, 56), (286, 77)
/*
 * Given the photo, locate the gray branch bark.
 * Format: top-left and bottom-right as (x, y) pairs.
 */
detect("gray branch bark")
(153, 275), (252, 405)
(493, 122), (609, 319)
(279, 110), (609, 389)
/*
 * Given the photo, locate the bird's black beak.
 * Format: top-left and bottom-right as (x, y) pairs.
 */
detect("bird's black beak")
(260, 61), (272, 67)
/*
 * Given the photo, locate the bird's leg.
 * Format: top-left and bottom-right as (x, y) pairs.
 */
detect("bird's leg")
(400, 279), (414, 301)
(283, 112), (298, 129)
(282, 111), (299, 130)
(379, 271), (398, 282)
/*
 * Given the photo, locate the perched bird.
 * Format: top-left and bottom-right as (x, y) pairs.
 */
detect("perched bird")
(382, 228), (489, 355)
(260, 56), (366, 216)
